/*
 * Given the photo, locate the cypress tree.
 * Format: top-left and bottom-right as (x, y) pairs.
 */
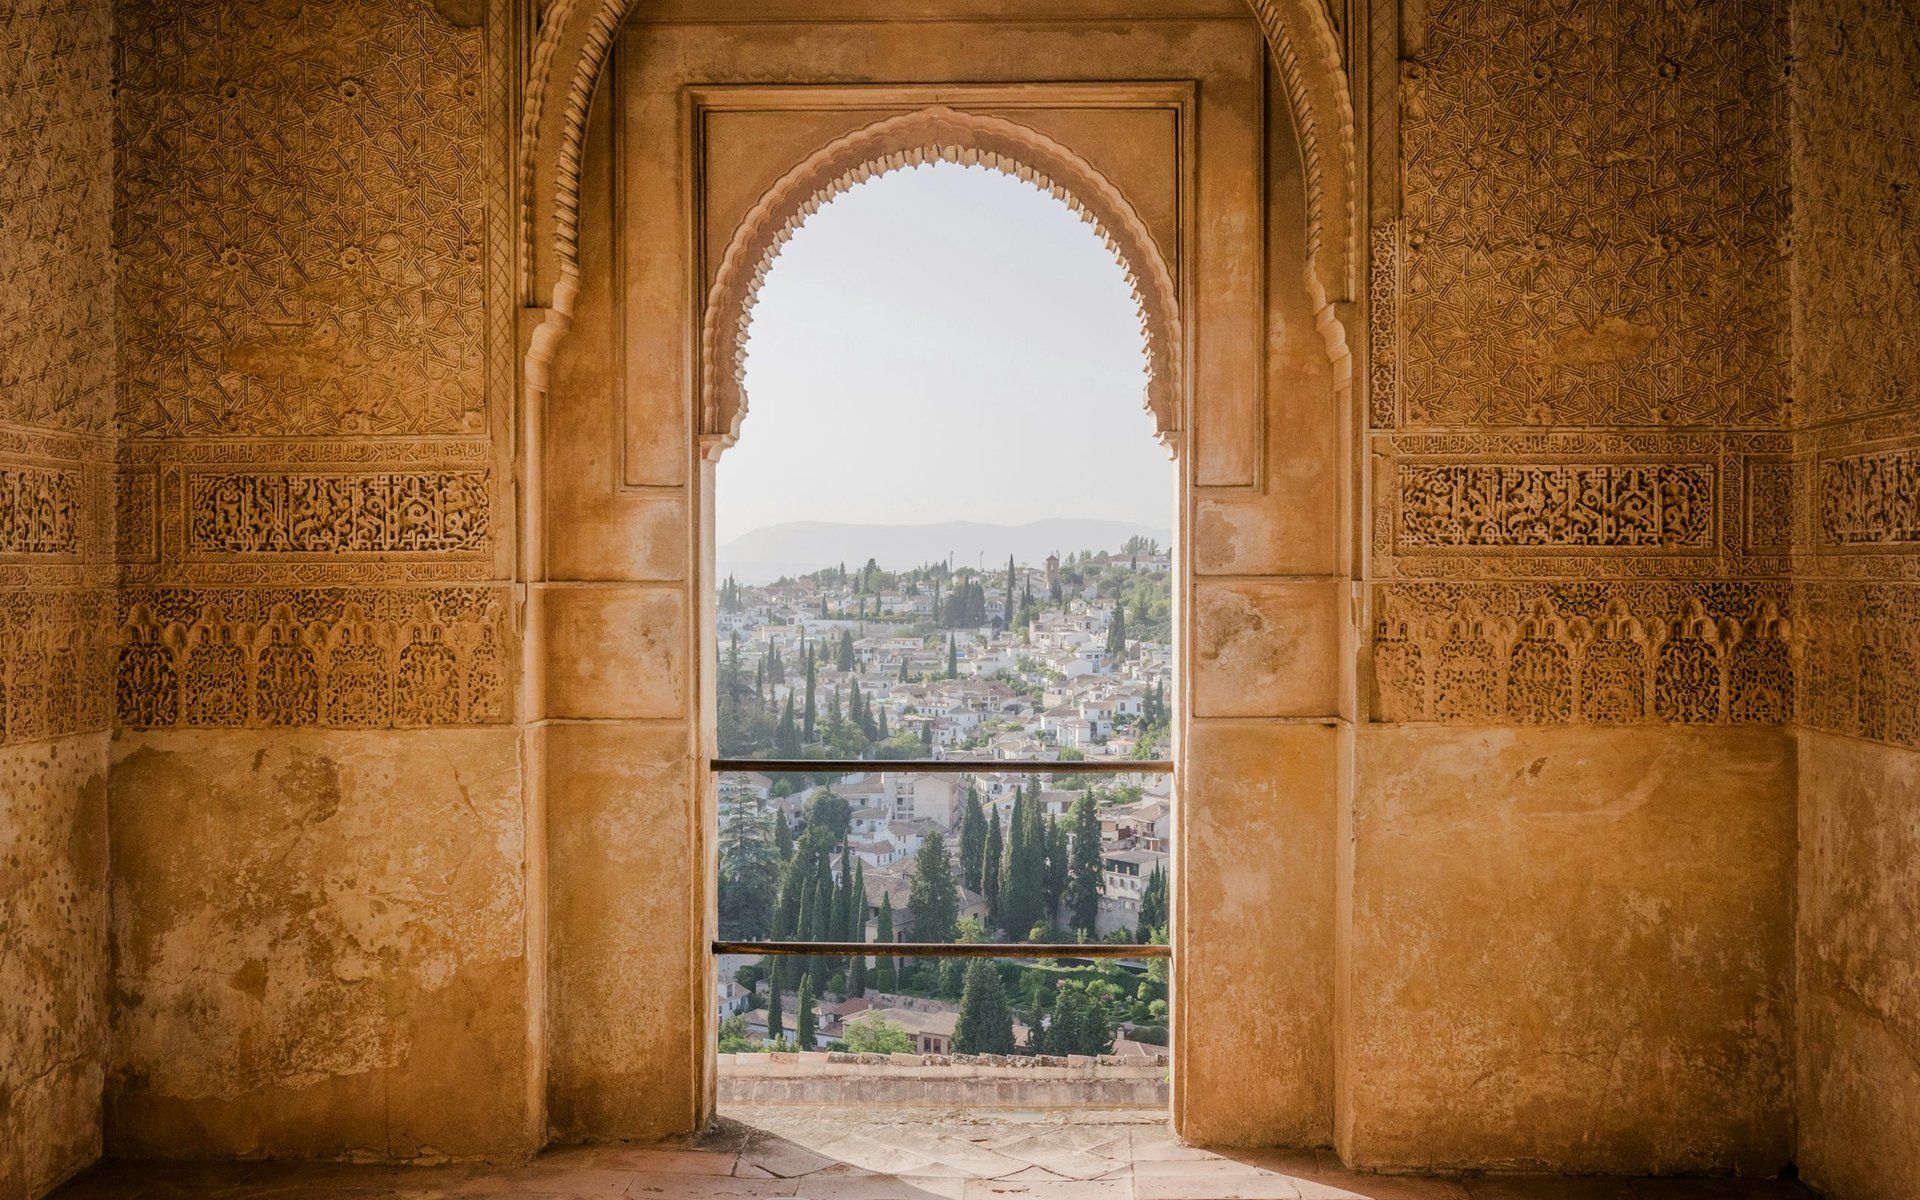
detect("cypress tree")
(1043, 815), (1068, 926)
(998, 793), (1025, 933)
(776, 695), (799, 755)
(803, 648), (817, 740)
(908, 831), (959, 943)
(838, 628), (856, 671)
(774, 810), (792, 861)
(953, 960), (1015, 1055)
(796, 974), (817, 1050)
(1107, 605), (1127, 654)
(848, 859), (868, 996)
(766, 970), (784, 1045)
(1137, 864), (1168, 942)
(946, 633), (958, 679)
(874, 895), (897, 993)
(1067, 793), (1103, 936)
(876, 706), (889, 739)
(982, 813), (1003, 927)
(1004, 555), (1017, 624)
(959, 786), (987, 893)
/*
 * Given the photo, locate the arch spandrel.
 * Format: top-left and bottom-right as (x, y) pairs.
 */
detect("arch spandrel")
(697, 107), (1181, 460)
(520, 0), (1358, 380)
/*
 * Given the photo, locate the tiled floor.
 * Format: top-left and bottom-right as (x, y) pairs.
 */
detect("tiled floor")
(52, 1107), (1815, 1200)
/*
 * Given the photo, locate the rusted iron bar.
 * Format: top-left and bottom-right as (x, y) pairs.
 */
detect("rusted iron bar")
(713, 940), (1170, 959)
(709, 759), (1173, 775)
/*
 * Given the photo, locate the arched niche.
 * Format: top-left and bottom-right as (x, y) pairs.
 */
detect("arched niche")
(699, 107), (1182, 460)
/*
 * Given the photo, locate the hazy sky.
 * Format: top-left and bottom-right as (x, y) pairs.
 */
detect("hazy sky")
(715, 161), (1174, 545)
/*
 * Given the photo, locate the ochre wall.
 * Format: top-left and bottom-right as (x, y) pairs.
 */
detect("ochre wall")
(101, 0), (536, 1162)
(1353, 0), (1797, 1173)
(1787, 1), (1920, 1196)
(0, 1), (115, 1196)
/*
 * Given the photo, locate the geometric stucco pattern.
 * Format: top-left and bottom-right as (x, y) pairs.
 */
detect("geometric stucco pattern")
(0, 0), (114, 438)
(0, 589), (114, 747)
(1369, 0), (1795, 729)
(1786, 0), (1920, 754)
(114, 0), (491, 439)
(1394, 0), (1786, 430)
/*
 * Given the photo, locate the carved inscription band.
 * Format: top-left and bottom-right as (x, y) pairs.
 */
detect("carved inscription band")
(1397, 462), (1713, 550)
(187, 470), (491, 556)
(0, 464), (81, 555)
(1819, 447), (1920, 546)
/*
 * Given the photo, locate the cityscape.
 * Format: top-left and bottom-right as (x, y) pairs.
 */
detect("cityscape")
(713, 538), (1174, 1060)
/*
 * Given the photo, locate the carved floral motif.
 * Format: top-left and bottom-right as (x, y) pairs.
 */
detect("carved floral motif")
(1397, 0), (1786, 428)
(115, 0), (493, 437)
(0, 589), (113, 746)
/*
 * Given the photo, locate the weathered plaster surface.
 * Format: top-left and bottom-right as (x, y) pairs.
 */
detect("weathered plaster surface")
(544, 723), (697, 1143)
(1179, 723), (1339, 1146)
(105, 729), (533, 1161)
(1346, 726), (1795, 1176)
(0, 736), (109, 1200)
(1795, 731), (1920, 1200)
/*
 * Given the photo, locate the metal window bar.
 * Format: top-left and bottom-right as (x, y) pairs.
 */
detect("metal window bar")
(711, 757), (1173, 958)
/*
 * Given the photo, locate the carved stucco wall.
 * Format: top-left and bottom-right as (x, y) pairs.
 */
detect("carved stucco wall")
(103, 0), (535, 1161)
(1351, 0), (1797, 1173)
(1787, 2), (1920, 1196)
(0, 2), (115, 1197)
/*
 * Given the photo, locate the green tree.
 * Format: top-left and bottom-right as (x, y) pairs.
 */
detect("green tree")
(796, 974), (817, 1050)
(982, 814), (1003, 927)
(843, 1013), (912, 1054)
(1137, 864), (1168, 942)
(1043, 815), (1069, 926)
(1067, 793), (1103, 936)
(958, 787), (987, 893)
(952, 960), (1015, 1054)
(908, 830), (959, 943)
(766, 973), (784, 1044)
(837, 628), (856, 671)
(1106, 604), (1127, 654)
(718, 808), (780, 940)
(946, 633), (958, 679)
(775, 695), (799, 755)
(874, 895), (897, 992)
(802, 646), (818, 741)
(718, 1012), (752, 1053)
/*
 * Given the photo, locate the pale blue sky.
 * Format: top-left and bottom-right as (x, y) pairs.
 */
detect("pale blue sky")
(715, 161), (1173, 545)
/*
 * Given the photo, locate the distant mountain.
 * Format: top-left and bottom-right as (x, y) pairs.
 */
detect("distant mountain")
(717, 519), (1172, 583)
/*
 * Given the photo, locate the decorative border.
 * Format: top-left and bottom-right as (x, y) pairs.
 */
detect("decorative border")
(1370, 581), (1793, 727)
(114, 586), (514, 730)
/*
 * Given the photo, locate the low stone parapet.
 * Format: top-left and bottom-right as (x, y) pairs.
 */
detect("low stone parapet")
(716, 1051), (1169, 1107)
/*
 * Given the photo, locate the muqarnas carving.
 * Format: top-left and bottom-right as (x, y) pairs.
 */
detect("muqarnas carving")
(1818, 446), (1920, 546)
(115, 588), (512, 729)
(188, 470), (491, 556)
(0, 590), (114, 746)
(1397, 462), (1713, 550)
(1796, 582), (1920, 750)
(0, 464), (82, 555)
(1396, 0), (1785, 428)
(1372, 583), (1793, 726)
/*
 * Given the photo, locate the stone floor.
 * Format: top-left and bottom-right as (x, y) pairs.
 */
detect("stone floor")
(52, 1107), (1815, 1200)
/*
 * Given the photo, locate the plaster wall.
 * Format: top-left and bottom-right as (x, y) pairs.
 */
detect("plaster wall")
(101, 0), (531, 1162)
(0, 0), (116, 1195)
(105, 729), (532, 1161)
(1785, 2), (1920, 1195)
(1346, 727), (1795, 1175)
(1350, 0), (1799, 1173)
